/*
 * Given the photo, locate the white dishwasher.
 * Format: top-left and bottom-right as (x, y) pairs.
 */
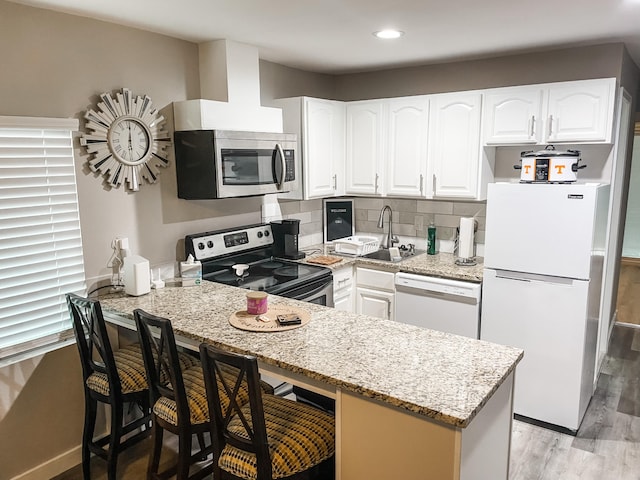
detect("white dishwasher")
(394, 272), (482, 339)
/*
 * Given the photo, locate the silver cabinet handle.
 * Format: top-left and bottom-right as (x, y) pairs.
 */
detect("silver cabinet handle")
(432, 174), (437, 195)
(419, 174), (424, 195)
(548, 115), (554, 138)
(375, 173), (379, 194)
(333, 174), (337, 190)
(530, 115), (536, 138)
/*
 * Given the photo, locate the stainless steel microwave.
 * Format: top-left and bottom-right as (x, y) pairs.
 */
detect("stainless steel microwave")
(174, 130), (298, 199)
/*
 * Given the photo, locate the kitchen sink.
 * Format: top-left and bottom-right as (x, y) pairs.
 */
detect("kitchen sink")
(361, 248), (425, 262)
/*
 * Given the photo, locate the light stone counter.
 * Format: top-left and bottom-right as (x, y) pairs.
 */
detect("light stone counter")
(300, 245), (483, 282)
(100, 281), (521, 429)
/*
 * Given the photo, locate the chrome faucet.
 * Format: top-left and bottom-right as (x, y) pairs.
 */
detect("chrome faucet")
(377, 205), (399, 249)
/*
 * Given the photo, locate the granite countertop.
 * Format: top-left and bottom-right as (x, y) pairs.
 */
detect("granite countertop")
(99, 282), (522, 429)
(300, 244), (484, 283)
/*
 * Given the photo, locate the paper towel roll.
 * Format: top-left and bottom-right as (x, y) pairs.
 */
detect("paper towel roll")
(458, 217), (475, 259)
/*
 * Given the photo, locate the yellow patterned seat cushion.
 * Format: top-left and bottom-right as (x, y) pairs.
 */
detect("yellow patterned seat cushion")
(86, 343), (148, 395)
(86, 344), (199, 396)
(153, 365), (275, 427)
(219, 395), (335, 479)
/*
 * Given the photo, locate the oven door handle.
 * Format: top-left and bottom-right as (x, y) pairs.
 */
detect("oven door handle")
(273, 143), (286, 190)
(287, 281), (331, 301)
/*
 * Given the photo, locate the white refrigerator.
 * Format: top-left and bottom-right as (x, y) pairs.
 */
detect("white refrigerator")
(481, 182), (610, 432)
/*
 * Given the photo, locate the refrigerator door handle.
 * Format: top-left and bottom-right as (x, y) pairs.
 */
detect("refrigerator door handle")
(495, 272), (531, 282)
(493, 269), (576, 286)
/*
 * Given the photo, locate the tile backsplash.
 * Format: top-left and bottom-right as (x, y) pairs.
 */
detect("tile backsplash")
(273, 197), (486, 255)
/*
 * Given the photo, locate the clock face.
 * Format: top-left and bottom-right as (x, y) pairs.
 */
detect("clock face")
(108, 117), (151, 165)
(80, 88), (170, 191)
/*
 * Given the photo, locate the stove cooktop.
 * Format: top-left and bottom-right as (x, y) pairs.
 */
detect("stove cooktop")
(204, 255), (330, 295)
(186, 223), (332, 296)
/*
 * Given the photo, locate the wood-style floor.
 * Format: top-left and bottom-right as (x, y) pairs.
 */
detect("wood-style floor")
(617, 262), (640, 325)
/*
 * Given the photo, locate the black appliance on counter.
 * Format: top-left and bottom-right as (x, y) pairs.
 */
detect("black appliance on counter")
(270, 219), (305, 260)
(184, 223), (332, 306)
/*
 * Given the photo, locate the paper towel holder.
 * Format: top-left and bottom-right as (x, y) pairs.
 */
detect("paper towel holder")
(454, 218), (478, 267)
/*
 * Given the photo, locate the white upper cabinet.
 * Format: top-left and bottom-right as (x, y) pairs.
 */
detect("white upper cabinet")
(385, 97), (429, 197)
(428, 92), (483, 199)
(345, 101), (385, 195)
(483, 78), (616, 145)
(304, 98), (345, 198)
(483, 87), (544, 144)
(274, 97), (345, 200)
(546, 78), (616, 143)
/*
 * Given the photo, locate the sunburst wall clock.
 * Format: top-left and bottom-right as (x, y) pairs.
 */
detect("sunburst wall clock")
(80, 88), (171, 191)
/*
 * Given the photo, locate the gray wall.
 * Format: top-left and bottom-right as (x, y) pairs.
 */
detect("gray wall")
(334, 43), (626, 100)
(623, 134), (640, 257)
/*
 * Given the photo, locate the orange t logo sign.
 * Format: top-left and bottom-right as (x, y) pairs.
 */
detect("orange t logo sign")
(524, 165), (531, 174)
(555, 165), (565, 174)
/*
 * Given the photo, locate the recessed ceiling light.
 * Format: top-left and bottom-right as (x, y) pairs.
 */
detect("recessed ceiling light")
(373, 29), (404, 39)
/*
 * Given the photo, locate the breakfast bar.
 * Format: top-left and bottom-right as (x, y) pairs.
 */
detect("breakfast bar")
(100, 282), (522, 480)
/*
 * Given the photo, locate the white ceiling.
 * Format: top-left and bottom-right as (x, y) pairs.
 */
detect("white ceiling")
(9, 0), (640, 74)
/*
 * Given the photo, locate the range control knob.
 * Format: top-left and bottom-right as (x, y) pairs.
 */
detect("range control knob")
(257, 231), (263, 238)
(207, 240), (214, 248)
(197, 242), (205, 250)
(264, 230), (270, 237)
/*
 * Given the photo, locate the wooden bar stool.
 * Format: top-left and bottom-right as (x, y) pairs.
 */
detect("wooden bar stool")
(134, 308), (214, 480)
(66, 293), (152, 480)
(199, 343), (335, 480)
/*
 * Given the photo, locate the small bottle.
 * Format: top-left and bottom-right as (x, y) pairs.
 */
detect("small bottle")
(427, 222), (436, 255)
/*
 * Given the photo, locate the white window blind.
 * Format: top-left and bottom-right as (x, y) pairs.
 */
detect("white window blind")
(0, 116), (86, 363)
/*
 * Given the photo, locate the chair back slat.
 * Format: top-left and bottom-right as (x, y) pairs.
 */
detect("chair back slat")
(66, 293), (121, 395)
(134, 309), (190, 424)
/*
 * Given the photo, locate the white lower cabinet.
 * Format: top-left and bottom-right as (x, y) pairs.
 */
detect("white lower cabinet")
(356, 287), (395, 320)
(333, 265), (354, 312)
(355, 266), (395, 320)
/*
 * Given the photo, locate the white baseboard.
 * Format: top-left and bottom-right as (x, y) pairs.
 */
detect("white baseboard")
(11, 445), (81, 480)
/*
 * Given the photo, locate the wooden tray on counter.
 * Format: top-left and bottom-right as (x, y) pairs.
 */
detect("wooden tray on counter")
(306, 255), (343, 265)
(229, 304), (310, 332)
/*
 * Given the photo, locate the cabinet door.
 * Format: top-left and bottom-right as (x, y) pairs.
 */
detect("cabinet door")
(483, 87), (543, 144)
(334, 293), (353, 312)
(428, 92), (482, 199)
(545, 78), (616, 143)
(345, 101), (384, 195)
(356, 287), (394, 320)
(385, 97), (429, 197)
(304, 98), (345, 198)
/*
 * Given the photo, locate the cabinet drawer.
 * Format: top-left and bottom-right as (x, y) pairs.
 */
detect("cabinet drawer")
(333, 266), (353, 292)
(356, 267), (395, 291)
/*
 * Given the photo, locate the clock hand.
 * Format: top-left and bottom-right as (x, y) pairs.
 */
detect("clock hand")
(127, 123), (133, 160)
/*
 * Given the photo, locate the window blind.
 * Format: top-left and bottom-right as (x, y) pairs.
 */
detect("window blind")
(0, 116), (86, 362)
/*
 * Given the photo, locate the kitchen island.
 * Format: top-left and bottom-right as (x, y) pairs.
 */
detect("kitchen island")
(100, 281), (522, 480)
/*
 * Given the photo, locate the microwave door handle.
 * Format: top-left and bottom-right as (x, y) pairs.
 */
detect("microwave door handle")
(274, 143), (286, 189)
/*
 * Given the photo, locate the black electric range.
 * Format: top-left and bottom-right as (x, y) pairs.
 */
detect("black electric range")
(185, 224), (333, 306)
